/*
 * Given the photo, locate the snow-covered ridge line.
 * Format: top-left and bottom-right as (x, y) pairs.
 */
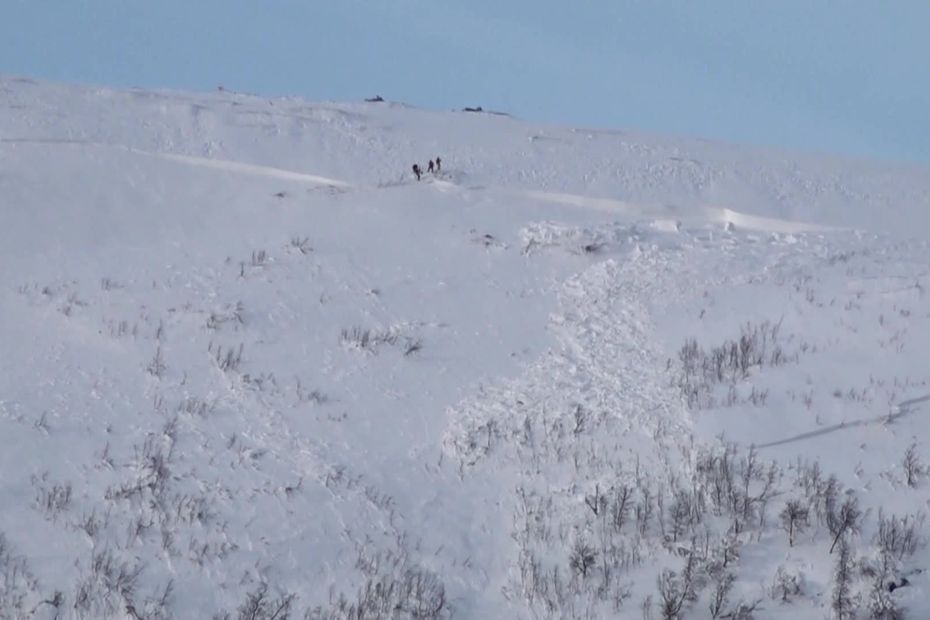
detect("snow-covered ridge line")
(4, 74), (930, 238)
(5, 134), (833, 234)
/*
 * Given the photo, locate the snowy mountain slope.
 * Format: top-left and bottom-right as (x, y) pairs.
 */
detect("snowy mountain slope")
(3, 76), (930, 235)
(2, 75), (930, 619)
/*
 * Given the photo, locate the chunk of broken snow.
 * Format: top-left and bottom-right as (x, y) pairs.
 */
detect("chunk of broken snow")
(650, 219), (682, 233)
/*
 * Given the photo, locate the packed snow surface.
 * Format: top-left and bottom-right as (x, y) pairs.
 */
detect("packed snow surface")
(2, 76), (930, 618)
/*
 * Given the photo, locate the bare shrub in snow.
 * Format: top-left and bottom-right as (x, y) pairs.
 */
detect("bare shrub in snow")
(656, 566), (693, 620)
(75, 508), (108, 542)
(874, 510), (923, 561)
(568, 538), (597, 579)
(656, 569), (685, 620)
(656, 548), (704, 620)
(811, 473), (842, 529)
(708, 534), (741, 575)
(105, 318), (136, 338)
(295, 379), (328, 405)
(708, 572), (734, 619)
(673, 320), (792, 409)
(693, 443), (778, 535)
(132, 579), (174, 620)
(105, 430), (175, 502)
(207, 301), (246, 330)
(901, 442), (925, 487)
(779, 499), (809, 547)
(237, 249), (271, 278)
(770, 566), (802, 603)
(866, 568), (905, 620)
(59, 290), (88, 316)
(792, 459), (825, 511)
(0, 533), (40, 614)
(178, 395), (215, 417)
(73, 547), (144, 618)
(859, 545), (905, 620)
(309, 548), (449, 620)
(829, 495), (863, 554)
(831, 539), (857, 620)
(289, 236), (312, 255)
(210, 342), (245, 373)
(666, 487), (704, 543)
(584, 483), (603, 517)
(32, 475), (73, 522)
(146, 345), (166, 378)
(609, 484), (634, 534)
(403, 337), (424, 357)
(100, 277), (125, 291)
(636, 485), (655, 537)
(250, 249), (268, 267)
(340, 327), (398, 353)
(242, 371), (279, 394)
(212, 582), (295, 620)
(747, 385), (769, 406)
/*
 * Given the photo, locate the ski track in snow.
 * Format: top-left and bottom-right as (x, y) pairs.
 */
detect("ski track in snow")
(757, 392), (930, 449)
(1, 137), (351, 188)
(139, 150), (351, 188)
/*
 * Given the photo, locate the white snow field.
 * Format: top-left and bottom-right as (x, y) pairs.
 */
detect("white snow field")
(2, 76), (930, 619)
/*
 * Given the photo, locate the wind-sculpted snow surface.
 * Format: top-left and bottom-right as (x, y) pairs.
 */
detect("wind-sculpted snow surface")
(2, 76), (930, 618)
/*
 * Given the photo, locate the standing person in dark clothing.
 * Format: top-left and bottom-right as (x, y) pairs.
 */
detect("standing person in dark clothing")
(427, 160), (435, 174)
(412, 164), (422, 181)
(435, 157), (442, 173)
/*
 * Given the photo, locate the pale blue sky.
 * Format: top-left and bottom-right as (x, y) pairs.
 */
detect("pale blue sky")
(2, 1), (928, 162)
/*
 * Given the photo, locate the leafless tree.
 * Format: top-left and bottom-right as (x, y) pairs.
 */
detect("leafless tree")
(831, 539), (856, 620)
(902, 443), (925, 487)
(829, 495), (863, 554)
(779, 500), (810, 547)
(569, 538), (597, 579)
(708, 572), (734, 619)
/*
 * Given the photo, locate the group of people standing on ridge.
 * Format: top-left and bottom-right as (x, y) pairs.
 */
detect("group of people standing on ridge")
(412, 156), (441, 181)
